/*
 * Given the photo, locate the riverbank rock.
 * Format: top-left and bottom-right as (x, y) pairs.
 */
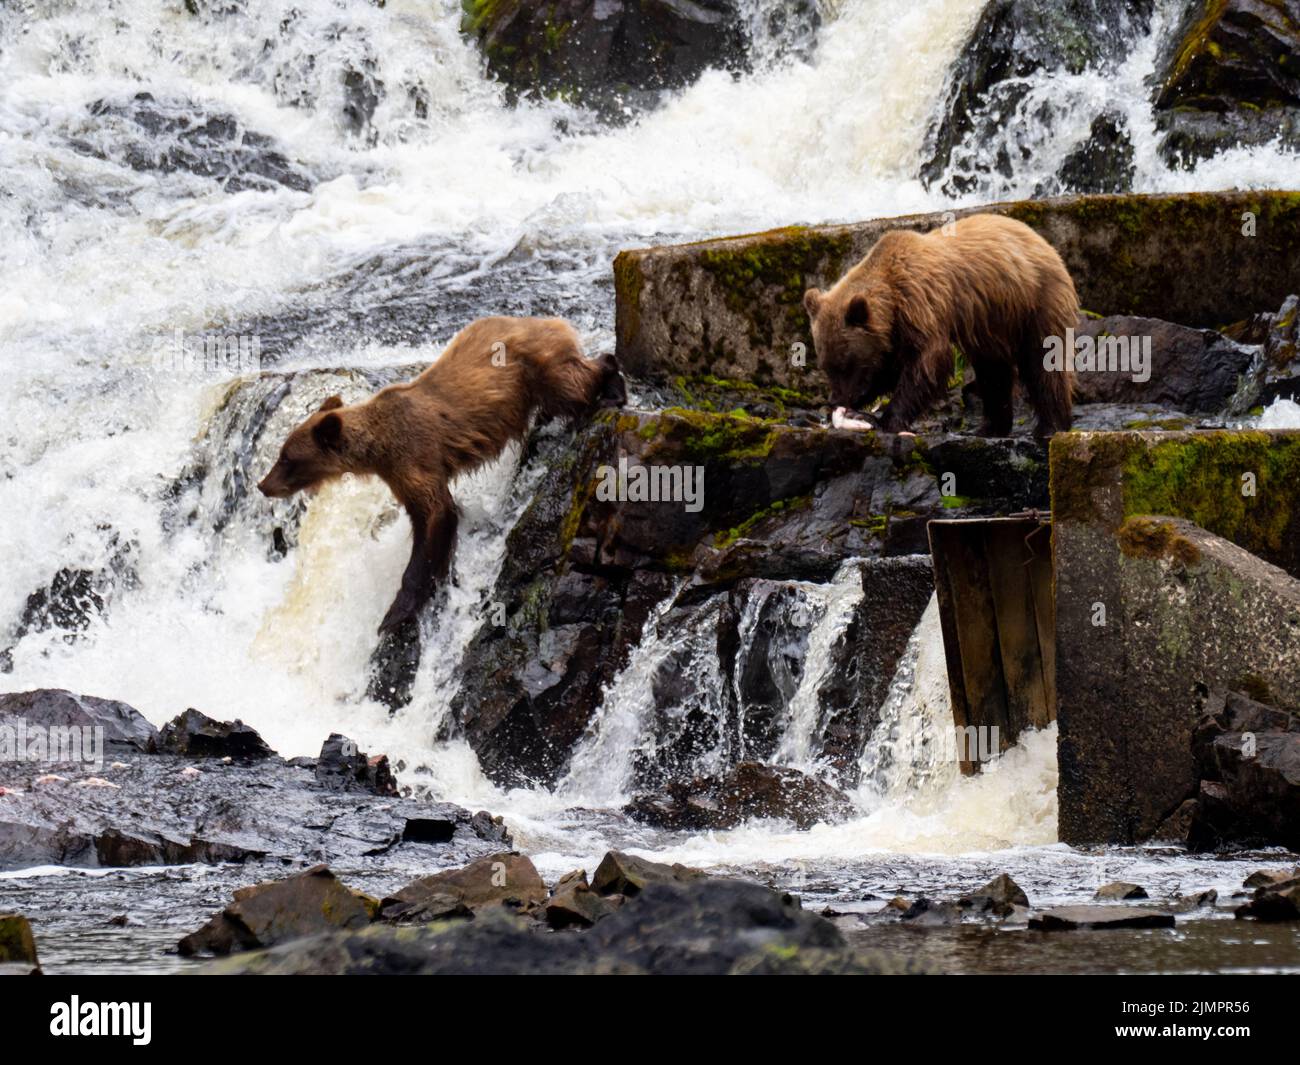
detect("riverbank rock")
(1183, 690), (1300, 852)
(1234, 877), (1300, 922)
(0, 913), (39, 972)
(1155, 0), (1300, 166)
(590, 851), (704, 897)
(178, 865), (378, 957)
(151, 708), (274, 760)
(380, 852), (548, 922)
(613, 193), (1300, 394)
(921, 0), (1153, 194)
(0, 689), (511, 871)
(0, 689), (157, 751)
(544, 869), (622, 929)
(1070, 315), (1255, 412)
(625, 761), (853, 830)
(461, 0), (753, 115)
(207, 876), (925, 975)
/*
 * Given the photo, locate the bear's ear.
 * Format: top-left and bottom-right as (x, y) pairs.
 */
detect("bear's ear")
(313, 411), (344, 452)
(319, 395), (344, 412)
(845, 295), (869, 329)
(803, 288), (822, 319)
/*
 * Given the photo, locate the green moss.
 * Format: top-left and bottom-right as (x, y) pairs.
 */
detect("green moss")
(1116, 515), (1203, 567)
(641, 407), (783, 464)
(714, 495), (811, 548)
(695, 225), (855, 348)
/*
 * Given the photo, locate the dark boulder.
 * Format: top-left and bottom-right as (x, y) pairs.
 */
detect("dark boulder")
(1234, 878), (1300, 922)
(922, 0), (1153, 193)
(461, 0), (755, 115)
(544, 869), (621, 929)
(1056, 112), (1135, 194)
(0, 689), (158, 752)
(151, 708), (274, 760)
(590, 850), (704, 897)
(959, 873), (1030, 915)
(380, 852), (548, 922)
(626, 761), (853, 830)
(179, 865), (378, 957)
(1070, 315), (1255, 413)
(314, 733), (398, 796)
(1231, 295), (1300, 414)
(1154, 0), (1300, 166)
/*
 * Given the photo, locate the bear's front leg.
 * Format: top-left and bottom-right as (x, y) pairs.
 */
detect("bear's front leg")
(378, 490), (459, 634)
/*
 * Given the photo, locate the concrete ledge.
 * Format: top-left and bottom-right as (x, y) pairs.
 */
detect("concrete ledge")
(613, 191), (1300, 391)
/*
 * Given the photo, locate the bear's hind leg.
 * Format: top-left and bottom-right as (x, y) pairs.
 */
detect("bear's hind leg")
(971, 357), (1014, 437)
(1018, 336), (1073, 439)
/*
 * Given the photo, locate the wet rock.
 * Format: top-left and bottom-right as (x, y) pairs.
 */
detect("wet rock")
(544, 869), (620, 929)
(1234, 878), (1300, 922)
(1094, 881), (1148, 901)
(590, 851), (705, 897)
(314, 734), (398, 797)
(462, 0), (756, 116)
(207, 877), (924, 975)
(1243, 868), (1300, 890)
(0, 693), (510, 871)
(381, 852), (548, 922)
(0, 913), (39, 970)
(74, 92), (314, 192)
(0, 689), (158, 752)
(1186, 691), (1300, 852)
(1231, 295), (1300, 413)
(921, 0), (1153, 193)
(1070, 316), (1254, 413)
(1056, 112), (1134, 194)
(613, 192), (1300, 394)
(1029, 906), (1175, 930)
(959, 873), (1030, 916)
(178, 865), (377, 957)
(626, 761), (853, 831)
(152, 709), (274, 760)
(900, 897), (963, 925)
(1154, 0), (1300, 167)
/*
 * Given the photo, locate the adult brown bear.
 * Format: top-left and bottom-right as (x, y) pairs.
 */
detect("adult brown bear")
(258, 317), (625, 632)
(803, 214), (1076, 438)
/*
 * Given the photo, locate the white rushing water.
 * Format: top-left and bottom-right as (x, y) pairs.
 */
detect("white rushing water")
(1, 0), (1297, 869)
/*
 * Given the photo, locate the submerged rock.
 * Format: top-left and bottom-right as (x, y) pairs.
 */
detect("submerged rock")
(178, 865), (378, 957)
(207, 877), (924, 975)
(1094, 881), (1148, 901)
(625, 761), (853, 830)
(1029, 906), (1175, 930)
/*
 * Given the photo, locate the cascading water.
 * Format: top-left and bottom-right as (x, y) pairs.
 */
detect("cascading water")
(3, 0), (1300, 905)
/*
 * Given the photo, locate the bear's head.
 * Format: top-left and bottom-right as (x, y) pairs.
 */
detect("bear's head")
(258, 395), (354, 499)
(803, 286), (898, 411)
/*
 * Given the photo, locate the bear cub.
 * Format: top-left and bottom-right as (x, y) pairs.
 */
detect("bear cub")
(258, 316), (625, 633)
(803, 213), (1077, 438)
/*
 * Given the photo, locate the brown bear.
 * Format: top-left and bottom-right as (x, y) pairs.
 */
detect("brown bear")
(257, 316), (625, 633)
(802, 213), (1077, 438)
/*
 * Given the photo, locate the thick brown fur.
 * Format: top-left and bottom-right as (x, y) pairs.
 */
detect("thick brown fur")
(258, 316), (625, 632)
(803, 213), (1077, 438)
